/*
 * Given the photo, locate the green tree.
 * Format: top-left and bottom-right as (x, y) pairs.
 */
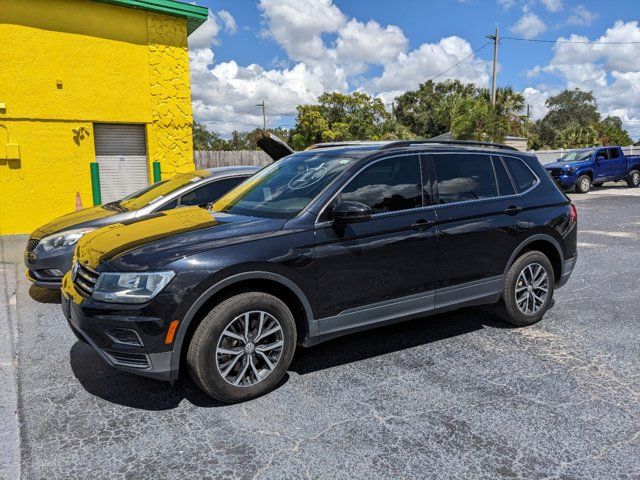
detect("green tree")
(393, 80), (476, 138)
(450, 97), (509, 143)
(193, 122), (226, 150)
(557, 124), (598, 148)
(596, 116), (632, 146)
(292, 91), (413, 148)
(533, 88), (600, 148)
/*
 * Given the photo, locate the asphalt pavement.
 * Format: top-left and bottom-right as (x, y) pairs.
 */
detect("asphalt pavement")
(0, 183), (639, 480)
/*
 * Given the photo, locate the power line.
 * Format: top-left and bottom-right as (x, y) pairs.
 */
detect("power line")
(428, 41), (492, 82)
(502, 36), (640, 45)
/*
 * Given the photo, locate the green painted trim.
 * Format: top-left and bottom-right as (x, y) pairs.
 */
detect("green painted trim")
(152, 161), (162, 183)
(92, 0), (208, 36)
(90, 162), (102, 205)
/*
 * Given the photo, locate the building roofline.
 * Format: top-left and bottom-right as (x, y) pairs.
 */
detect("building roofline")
(92, 0), (208, 36)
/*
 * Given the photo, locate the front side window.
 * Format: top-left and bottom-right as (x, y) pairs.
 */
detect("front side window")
(117, 173), (208, 211)
(338, 155), (423, 214)
(434, 154), (498, 204)
(503, 157), (538, 193)
(211, 151), (358, 219)
(180, 177), (245, 207)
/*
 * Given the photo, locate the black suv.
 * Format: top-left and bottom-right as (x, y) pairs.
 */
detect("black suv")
(61, 141), (578, 403)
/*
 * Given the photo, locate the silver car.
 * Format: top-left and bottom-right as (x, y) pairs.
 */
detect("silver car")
(25, 166), (259, 288)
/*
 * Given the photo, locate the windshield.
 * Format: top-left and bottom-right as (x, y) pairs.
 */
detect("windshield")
(211, 151), (358, 218)
(559, 149), (594, 163)
(113, 173), (209, 211)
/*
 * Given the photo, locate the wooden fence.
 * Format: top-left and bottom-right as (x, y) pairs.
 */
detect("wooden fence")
(194, 150), (272, 169)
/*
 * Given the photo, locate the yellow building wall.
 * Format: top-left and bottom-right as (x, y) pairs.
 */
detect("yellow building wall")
(0, 0), (195, 235)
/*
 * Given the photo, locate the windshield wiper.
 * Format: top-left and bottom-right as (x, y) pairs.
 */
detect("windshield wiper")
(103, 201), (127, 213)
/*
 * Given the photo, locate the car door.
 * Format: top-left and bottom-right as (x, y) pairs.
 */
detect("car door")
(314, 154), (438, 325)
(431, 153), (531, 309)
(608, 147), (626, 179)
(593, 148), (609, 181)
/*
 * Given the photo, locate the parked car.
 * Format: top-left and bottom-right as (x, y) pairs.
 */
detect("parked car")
(61, 140), (578, 403)
(25, 166), (260, 288)
(544, 146), (640, 193)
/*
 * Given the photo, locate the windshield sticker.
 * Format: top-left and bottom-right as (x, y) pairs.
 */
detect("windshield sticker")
(288, 165), (328, 190)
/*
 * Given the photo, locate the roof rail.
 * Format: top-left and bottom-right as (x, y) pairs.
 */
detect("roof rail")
(306, 141), (387, 150)
(379, 140), (518, 152)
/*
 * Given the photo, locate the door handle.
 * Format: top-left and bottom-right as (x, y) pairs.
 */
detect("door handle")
(411, 219), (435, 230)
(504, 205), (523, 215)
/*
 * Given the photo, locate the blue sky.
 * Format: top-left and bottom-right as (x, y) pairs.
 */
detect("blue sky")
(187, 0), (640, 138)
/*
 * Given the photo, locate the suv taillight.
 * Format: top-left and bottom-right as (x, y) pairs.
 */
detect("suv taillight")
(569, 204), (577, 223)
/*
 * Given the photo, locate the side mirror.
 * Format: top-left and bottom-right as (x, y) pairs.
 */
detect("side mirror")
(332, 201), (372, 224)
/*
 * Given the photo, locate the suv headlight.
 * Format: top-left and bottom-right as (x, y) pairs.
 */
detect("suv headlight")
(40, 228), (95, 252)
(92, 271), (175, 304)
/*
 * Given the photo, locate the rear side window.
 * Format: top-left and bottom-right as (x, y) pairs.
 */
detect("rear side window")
(503, 157), (538, 193)
(609, 148), (620, 159)
(493, 157), (515, 196)
(433, 154), (497, 204)
(339, 155), (422, 213)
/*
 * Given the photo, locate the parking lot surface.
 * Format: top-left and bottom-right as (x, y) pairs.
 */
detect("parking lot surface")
(1, 184), (639, 480)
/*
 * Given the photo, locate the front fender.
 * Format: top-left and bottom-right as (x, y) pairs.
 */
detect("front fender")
(167, 270), (314, 380)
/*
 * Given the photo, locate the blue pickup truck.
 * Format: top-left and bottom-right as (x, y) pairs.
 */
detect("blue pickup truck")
(544, 146), (640, 193)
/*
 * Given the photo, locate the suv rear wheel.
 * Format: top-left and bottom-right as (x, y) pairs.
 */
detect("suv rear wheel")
(575, 175), (591, 193)
(187, 292), (297, 403)
(627, 170), (640, 188)
(496, 251), (555, 327)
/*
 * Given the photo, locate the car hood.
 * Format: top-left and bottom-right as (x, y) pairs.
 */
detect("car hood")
(545, 161), (574, 170)
(75, 206), (286, 271)
(32, 206), (119, 238)
(256, 131), (294, 161)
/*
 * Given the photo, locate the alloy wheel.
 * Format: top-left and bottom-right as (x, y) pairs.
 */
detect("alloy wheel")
(633, 172), (640, 186)
(514, 263), (549, 315)
(215, 310), (284, 387)
(580, 177), (590, 191)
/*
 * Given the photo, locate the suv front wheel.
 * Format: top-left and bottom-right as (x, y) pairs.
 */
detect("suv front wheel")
(496, 251), (555, 327)
(187, 292), (297, 403)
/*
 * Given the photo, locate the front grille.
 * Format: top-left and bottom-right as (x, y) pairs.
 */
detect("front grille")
(73, 263), (99, 297)
(26, 238), (40, 254)
(548, 168), (564, 177)
(104, 350), (150, 369)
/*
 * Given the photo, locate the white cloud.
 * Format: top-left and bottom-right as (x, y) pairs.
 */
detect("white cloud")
(566, 5), (598, 27)
(522, 87), (551, 120)
(527, 21), (640, 138)
(540, 0), (562, 12)
(497, 0), (517, 9)
(218, 10), (238, 34)
(188, 10), (237, 50)
(335, 19), (408, 65)
(511, 11), (547, 39)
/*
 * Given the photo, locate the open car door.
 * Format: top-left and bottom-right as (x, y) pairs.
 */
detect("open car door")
(256, 131), (295, 161)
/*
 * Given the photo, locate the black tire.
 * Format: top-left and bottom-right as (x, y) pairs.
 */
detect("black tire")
(187, 292), (297, 403)
(575, 175), (591, 193)
(626, 170), (640, 188)
(496, 251), (555, 327)
(592, 182), (603, 187)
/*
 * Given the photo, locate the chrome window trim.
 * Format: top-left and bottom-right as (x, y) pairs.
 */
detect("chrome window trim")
(314, 151), (541, 227)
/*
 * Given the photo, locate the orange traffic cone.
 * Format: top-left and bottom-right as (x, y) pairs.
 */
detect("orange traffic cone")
(75, 192), (83, 211)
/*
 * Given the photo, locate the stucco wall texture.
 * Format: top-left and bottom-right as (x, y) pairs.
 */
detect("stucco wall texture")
(0, 0), (195, 235)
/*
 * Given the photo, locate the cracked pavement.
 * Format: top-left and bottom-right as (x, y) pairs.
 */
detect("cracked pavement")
(0, 184), (639, 479)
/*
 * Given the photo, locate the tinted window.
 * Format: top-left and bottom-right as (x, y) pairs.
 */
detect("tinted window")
(493, 157), (515, 196)
(609, 148), (620, 159)
(503, 157), (537, 193)
(180, 177), (245, 207)
(156, 199), (178, 212)
(339, 155), (422, 213)
(434, 154), (497, 204)
(596, 149), (609, 160)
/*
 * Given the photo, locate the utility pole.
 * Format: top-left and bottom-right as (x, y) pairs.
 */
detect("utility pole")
(488, 28), (499, 105)
(256, 100), (266, 130)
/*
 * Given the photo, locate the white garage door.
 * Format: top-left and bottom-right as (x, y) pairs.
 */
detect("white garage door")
(93, 124), (149, 203)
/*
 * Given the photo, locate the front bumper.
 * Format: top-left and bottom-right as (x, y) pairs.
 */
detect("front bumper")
(24, 242), (74, 288)
(547, 173), (575, 189)
(557, 254), (577, 288)
(60, 274), (178, 381)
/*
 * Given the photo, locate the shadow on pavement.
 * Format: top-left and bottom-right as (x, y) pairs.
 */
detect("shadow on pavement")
(70, 305), (512, 410)
(29, 285), (61, 304)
